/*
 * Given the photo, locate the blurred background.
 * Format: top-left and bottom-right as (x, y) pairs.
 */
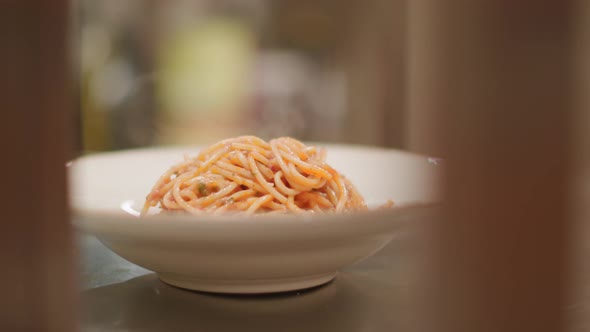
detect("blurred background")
(76, 0), (408, 154)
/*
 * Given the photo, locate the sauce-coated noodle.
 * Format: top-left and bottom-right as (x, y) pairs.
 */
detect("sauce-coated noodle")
(142, 136), (369, 216)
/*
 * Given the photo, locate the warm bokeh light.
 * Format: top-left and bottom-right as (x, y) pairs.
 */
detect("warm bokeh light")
(78, 0), (405, 152)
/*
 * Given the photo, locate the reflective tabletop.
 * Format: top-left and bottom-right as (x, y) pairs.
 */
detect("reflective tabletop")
(79, 232), (419, 332)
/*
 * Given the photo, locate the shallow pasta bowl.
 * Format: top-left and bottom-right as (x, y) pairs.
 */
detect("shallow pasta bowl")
(70, 144), (441, 294)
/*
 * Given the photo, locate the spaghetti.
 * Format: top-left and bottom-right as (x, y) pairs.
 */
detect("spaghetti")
(141, 136), (369, 216)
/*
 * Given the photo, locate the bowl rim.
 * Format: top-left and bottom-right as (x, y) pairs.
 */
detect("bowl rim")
(69, 143), (442, 234)
(72, 203), (441, 245)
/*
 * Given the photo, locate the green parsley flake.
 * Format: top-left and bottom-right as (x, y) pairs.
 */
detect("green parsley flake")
(198, 182), (209, 196)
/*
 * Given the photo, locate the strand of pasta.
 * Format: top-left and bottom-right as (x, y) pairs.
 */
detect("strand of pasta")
(141, 136), (368, 216)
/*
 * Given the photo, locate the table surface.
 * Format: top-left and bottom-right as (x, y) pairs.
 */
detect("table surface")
(79, 232), (419, 332)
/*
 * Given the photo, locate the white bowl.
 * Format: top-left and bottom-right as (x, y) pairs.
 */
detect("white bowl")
(70, 144), (440, 294)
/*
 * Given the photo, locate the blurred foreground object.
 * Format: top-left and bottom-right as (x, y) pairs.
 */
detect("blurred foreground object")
(569, 1), (590, 331)
(408, 1), (575, 332)
(0, 1), (76, 331)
